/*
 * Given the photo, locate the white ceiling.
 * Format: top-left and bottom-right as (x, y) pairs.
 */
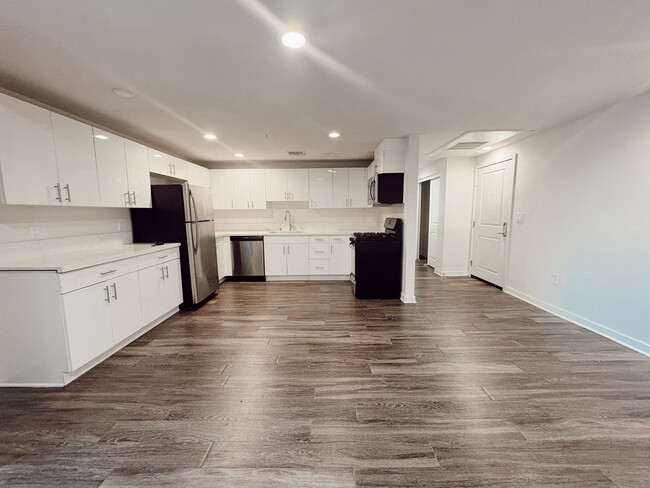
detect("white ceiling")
(2, 0), (650, 165)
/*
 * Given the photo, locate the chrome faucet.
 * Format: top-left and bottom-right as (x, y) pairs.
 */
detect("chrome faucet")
(284, 210), (295, 231)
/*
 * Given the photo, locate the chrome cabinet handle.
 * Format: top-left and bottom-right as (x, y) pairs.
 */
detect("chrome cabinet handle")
(497, 222), (508, 237)
(100, 269), (117, 276)
(104, 286), (111, 303)
(282, 245), (286, 255)
(247, 200), (250, 209)
(284, 191), (288, 200)
(54, 183), (62, 202)
(131, 191), (136, 206)
(161, 266), (166, 280)
(158, 255), (168, 260)
(63, 184), (71, 202)
(111, 283), (118, 300)
(124, 192), (130, 206)
(172, 163), (176, 175)
(315, 250), (325, 254)
(290, 192), (293, 200)
(331, 245), (333, 254)
(231, 200), (234, 208)
(287, 245), (290, 255)
(165, 265), (169, 279)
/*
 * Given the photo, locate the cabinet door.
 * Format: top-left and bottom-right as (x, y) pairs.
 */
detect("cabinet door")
(330, 242), (348, 275)
(331, 168), (349, 208)
(109, 272), (143, 344)
(139, 264), (165, 325)
(233, 169), (250, 209)
(264, 243), (287, 276)
(286, 242), (309, 275)
(0, 93), (60, 205)
(94, 128), (129, 207)
(287, 169), (309, 201)
(216, 169), (235, 209)
(51, 113), (101, 207)
(61, 282), (114, 370)
(124, 140), (151, 208)
(348, 167), (367, 208)
(216, 238), (233, 280)
(249, 169), (267, 209)
(148, 148), (170, 176)
(188, 163), (210, 188)
(309, 168), (332, 208)
(170, 157), (188, 180)
(265, 169), (287, 201)
(161, 259), (183, 311)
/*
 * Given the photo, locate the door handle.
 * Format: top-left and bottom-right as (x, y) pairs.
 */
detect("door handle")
(111, 283), (118, 300)
(63, 184), (71, 202)
(497, 222), (508, 237)
(104, 286), (111, 304)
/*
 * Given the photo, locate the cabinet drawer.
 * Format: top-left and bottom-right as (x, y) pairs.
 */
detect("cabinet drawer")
(309, 235), (329, 244)
(59, 257), (139, 294)
(136, 247), (181, 270)
(264, 235), (309, 244)
(309, 244), (330, 259)
(330, 235), (351, 243)
(309, 260), (330, 275)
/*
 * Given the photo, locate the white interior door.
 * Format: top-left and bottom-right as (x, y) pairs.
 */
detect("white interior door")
(427, 177), (440, 269)
(470, 157), (516, 287)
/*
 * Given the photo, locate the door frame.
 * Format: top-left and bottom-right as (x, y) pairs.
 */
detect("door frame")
(469, 154), (518, 289)
(416, 173), (441, 263)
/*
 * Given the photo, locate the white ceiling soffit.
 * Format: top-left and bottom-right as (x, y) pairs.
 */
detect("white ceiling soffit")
(428, 129), (527, 158)
(1, 0), (650, 164)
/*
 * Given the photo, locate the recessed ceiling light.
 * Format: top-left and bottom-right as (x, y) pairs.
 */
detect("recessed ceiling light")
(152, 154), (163, 158)
(94, 134), (109, 140)
(234, 153), (244, 158)
(328, 131), (341, 139)
(326, 152), (337, 156)
(281, 31), (307, 49)
(482, 146), (493, 150)
(203, 134), (217, 140)
(111, 87), (134, 98)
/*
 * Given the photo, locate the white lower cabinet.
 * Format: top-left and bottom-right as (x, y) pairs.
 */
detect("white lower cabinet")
(0, 245), (182, 387)
(286, 243), (309, 275)
(216, 237), (233, 281)
(330, 242), (349, 275)
(264, 236), (309, 276)
(62, 281), (115, 371)
(139, 258), (182, 325)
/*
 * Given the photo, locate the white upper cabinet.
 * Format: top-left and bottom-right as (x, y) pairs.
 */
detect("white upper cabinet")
(170, 156), (187, 180)
(187, 163), (210, 188)
(50, 113), (101, 207)
(372, 137), (407, 175)
(93, 128), (130, 208)
(348, 167), (368, 208)
(147, 148), (171, 176)
(124, 139), (151, 208)
(265, 169), (288, 201)
(332, 168), (349, 208)
(287, 169), (309, 201)
(0, 93), (60, 205)
(309, 168), (332, 208)
(233, 169), (250, 209)
(249, 169), (267, 209)
(211, 169), (235, 209)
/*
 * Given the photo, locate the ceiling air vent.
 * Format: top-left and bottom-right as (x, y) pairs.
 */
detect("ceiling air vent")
(448, 141), (488, 150)
(287, 150), (306, 156)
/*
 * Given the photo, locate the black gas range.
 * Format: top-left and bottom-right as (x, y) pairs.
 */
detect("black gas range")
(349, 218), (402, 299)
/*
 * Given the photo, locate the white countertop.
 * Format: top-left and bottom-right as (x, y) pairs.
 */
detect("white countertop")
(0, 243), (181, 273)
(215, 230), (362, 238)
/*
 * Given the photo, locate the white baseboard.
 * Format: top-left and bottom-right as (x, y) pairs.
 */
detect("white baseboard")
(266, 276), (309, 282)
(504, 287), (650, 357)
(0, 382), (64, 388)
(440, 271), (470, 277)
(401, 293), (417, 304)
(308, 275), (351, 281)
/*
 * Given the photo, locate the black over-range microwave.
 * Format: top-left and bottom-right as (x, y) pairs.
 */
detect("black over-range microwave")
(367, 173), (404, 206)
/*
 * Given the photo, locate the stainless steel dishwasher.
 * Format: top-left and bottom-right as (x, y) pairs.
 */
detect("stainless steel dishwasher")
(230, 236), (265, 281)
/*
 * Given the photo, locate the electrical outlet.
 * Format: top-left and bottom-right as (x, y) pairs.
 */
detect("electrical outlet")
(515, 212), (525, 223)
(29, 226), (39, 239)
(552, 273), (560, 285)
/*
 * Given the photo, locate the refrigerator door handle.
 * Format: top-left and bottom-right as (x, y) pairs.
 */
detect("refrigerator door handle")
(189, 189), (200, 255)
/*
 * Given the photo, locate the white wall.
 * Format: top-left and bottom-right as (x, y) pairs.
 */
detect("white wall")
(0, 206), (132, 259)
(478, 91), (650, 355)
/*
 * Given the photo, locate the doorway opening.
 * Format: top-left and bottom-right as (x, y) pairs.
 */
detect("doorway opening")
(418, 180), (430, 260)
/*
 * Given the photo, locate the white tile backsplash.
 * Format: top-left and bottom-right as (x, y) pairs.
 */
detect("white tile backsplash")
(213, 202), (383, 233)
(0, 205), (132, 259)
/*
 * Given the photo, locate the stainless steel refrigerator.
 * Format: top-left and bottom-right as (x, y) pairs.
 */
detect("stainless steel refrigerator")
(131, 183), (219, 307)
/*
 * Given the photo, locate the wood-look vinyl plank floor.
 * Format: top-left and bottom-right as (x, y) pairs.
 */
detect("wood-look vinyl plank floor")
(1, 261), (649, 486)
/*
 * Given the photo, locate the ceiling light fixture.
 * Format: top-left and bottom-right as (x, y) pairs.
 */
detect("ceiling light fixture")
(328, 131), (341, 139)
(111, 87), (134, 98)
(234, 153), (244, 158)
(203, 134), (217, 140)
(94, 134), (109, 140)
(281, 31), (307, 49)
